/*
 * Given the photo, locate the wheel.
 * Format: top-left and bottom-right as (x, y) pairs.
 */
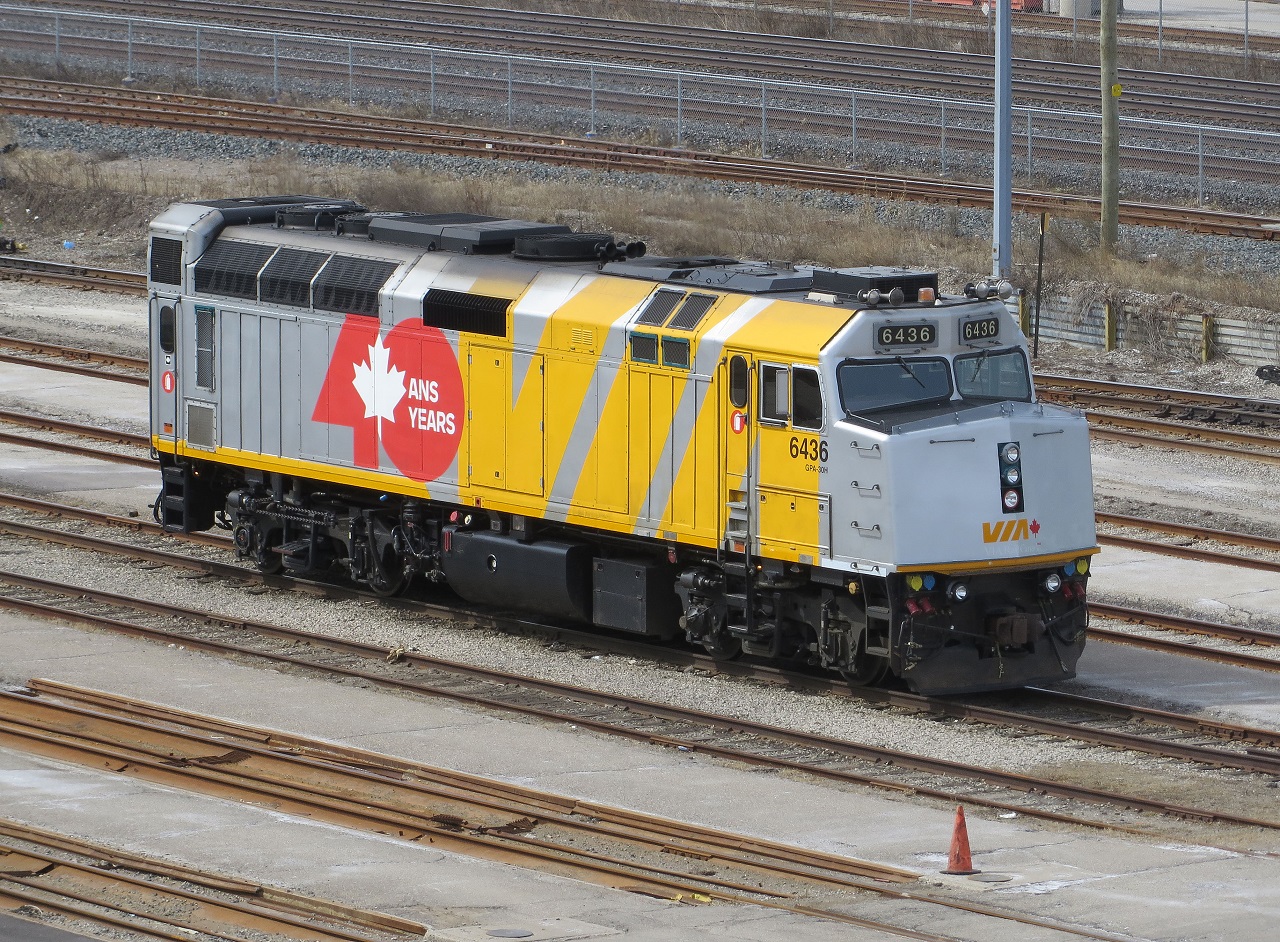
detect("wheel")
(701, 631), (742, 660)
(254, 531), (283, 575)
(367, 545), (407, 598)
(841, 649), (890, 687)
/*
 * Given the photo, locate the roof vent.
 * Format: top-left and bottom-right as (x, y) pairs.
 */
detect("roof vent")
(368, 213), (570, 254)
(275, 202), (365, 231)
(513, 232), (645, 262)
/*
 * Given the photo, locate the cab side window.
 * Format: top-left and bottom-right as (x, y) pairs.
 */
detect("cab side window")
(760, 364), (789, 423)
(792, 367), (823, 430)
(729, 355), (749, 409)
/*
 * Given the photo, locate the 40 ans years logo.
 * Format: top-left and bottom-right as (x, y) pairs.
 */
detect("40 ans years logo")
(312, 315), (465, 482)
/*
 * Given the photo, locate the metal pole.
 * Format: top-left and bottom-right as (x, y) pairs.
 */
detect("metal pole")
(589, 66), (596, 136)
(1033, 213), (1047, 359)
(1026, 109), (1033, 179)
(1245, 0), (1251, 55)
(851, 91), (857, 161)
(53, 13), (60, 67)
(507, 58), (513, 128)
(430, 51), (436, 114)
(347, 41), (353, 106)
(677, 75), (683, 146)
(760, 81), (768, 157)
(1101, 0), (1120, 254)
(272, 34), (279, 98)
(195, 27), (200, 86)
(940, 101), (947, 177)
(127, 21), (134, 79)
(993, 0), (1013, 279)
(1198, 127), (1205, 207)
(1158, 0), (1163, 65)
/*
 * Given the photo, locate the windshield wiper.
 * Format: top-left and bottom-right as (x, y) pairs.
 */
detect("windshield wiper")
(895, 356), (927, 390)
(968, 348), (992, 384)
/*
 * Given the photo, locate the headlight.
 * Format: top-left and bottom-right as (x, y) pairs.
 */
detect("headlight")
(1000, 443), (1020, 464)
(1003, 466), (1021, 485)
(1003, 489), (1022, 510)
(1042, 572), (1063, 593)
(947, 581), (969, 602)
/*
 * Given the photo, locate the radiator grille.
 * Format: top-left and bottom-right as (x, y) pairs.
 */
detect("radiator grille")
(185, 402), (216, 450)
(193, 240), (276, 300)
(661, 336), (691, 369)
(260, 248), (330, 307)
(313, 256), (397, 316)
(149, 237), (183, 286)
(422, 289), (510, 337)
(629, 333), (658, 364)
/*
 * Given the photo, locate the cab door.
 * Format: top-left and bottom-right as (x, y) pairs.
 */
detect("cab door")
(721, 353), (752, 551)
(150, 295), (179, 448)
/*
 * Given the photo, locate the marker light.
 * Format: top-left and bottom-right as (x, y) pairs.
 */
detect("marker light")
(1064, 561), (1077, 576)
(947, 581), (969, 602)
(1003, 489), (1022, 510)
(918, 286), (936, 303)
(923, 574), (936, 591)
(1000, 443), (1020, 464)
(907, 574), (924, 592)
(1076, 557), (1090, 575)
(1042, 572), (1063, 593)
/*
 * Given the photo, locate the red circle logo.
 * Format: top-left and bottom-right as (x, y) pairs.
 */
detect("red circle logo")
(731, 410), (747, 434)
(161, 370), (175, 394)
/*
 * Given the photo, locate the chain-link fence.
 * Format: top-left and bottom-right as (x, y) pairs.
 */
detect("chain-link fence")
(2, 6), (1278, 212)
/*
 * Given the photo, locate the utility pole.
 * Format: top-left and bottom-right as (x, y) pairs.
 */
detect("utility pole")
(1100, 0), (1120, 254)
(992, 0), (1012, 279)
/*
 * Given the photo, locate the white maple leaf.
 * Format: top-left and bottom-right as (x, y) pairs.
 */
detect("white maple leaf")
(352, 335), (406, 428)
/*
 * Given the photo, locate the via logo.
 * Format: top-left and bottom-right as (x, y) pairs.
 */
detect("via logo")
(982, 518), (1040, 543)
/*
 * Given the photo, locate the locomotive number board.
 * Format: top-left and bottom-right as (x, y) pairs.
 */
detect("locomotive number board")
(959, 315), (1001, 344)
(874, 321), (938, 351)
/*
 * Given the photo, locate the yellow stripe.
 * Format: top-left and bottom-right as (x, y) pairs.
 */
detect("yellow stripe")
(898, 547), (1100, 575)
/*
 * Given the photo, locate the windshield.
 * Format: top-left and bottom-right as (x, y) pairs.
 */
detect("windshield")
(955, 347), (1032, 402)
(837, 357), (953, 417)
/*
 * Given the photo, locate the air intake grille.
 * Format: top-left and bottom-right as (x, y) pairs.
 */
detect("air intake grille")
(313, 256), (397, 316)
(185, 402), (217, 450)
(661, 337), (691, 369)
(260, 248), (331, 307)
(422, 289), (510, 337)
(629, 333), (658, 364)
(667, 293), (717, 331)
(149, 237), (183, 286)
(635, 289), (684, 326)
(195, 306), (216, 390)
(193, 240), (276, 300)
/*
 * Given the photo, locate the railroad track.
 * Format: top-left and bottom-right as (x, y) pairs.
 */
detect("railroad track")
(0, 556), (1276, 860)
(0, 490), (1277, 827)
(0, 256), (146, 294)
(26, 0), (1280, 125)
(4, 78), (1280, 239)
(1038, 373), (1280, 430)
(0, 819), (425, 942)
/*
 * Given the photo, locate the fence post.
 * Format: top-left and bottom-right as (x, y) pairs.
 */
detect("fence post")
(1201, 315), (1213, 363)
(851, 91), (857, 161)
(1197, 127), (1204, 207)
(195, 27), (201, 87)
(1025, 109), (1032, 178)
(53, 13), (60, 67)
(126, 21), (134, 79)
(589, 65), (596, 136)
(1245, 0), (1251, 55)
(507, 58), (513, 128)
(1104, 300), (1117, 353)
(677, 74), (683, 146)
(347, 41), (354, 106)
(430, 50), (436, 114)
(760, 80), (768, 157)
(272, 33), (279, 99)
(940, 101), (947, 177)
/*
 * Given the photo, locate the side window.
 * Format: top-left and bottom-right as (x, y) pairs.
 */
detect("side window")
(159, 305), (176, 355)
(792, 367), (823, 430)
(760, 364), (789, 423)
(729, 355), (749, 409)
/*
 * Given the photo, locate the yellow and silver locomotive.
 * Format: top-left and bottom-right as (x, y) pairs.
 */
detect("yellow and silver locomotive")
(148, 197), (1097, 695)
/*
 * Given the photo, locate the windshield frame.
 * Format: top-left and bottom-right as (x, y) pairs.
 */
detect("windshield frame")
(835, 355), (955, 420)
(953, 346), (1033, 404)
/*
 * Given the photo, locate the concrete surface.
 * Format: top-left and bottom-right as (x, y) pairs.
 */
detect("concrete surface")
(1, 611), (1278, 942)
(0, 913), (100, 942)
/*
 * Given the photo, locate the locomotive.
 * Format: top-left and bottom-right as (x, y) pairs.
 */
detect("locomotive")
(148, 196), (1097, 695)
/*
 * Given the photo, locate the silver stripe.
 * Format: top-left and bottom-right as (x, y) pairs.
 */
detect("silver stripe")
(511, 271), (592, 400)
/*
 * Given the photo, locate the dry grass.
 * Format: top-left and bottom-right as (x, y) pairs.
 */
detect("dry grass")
(2, 114), (1278, 313)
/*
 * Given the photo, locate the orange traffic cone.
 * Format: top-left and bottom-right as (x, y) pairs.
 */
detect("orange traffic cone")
(941, 804), (980, 875)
